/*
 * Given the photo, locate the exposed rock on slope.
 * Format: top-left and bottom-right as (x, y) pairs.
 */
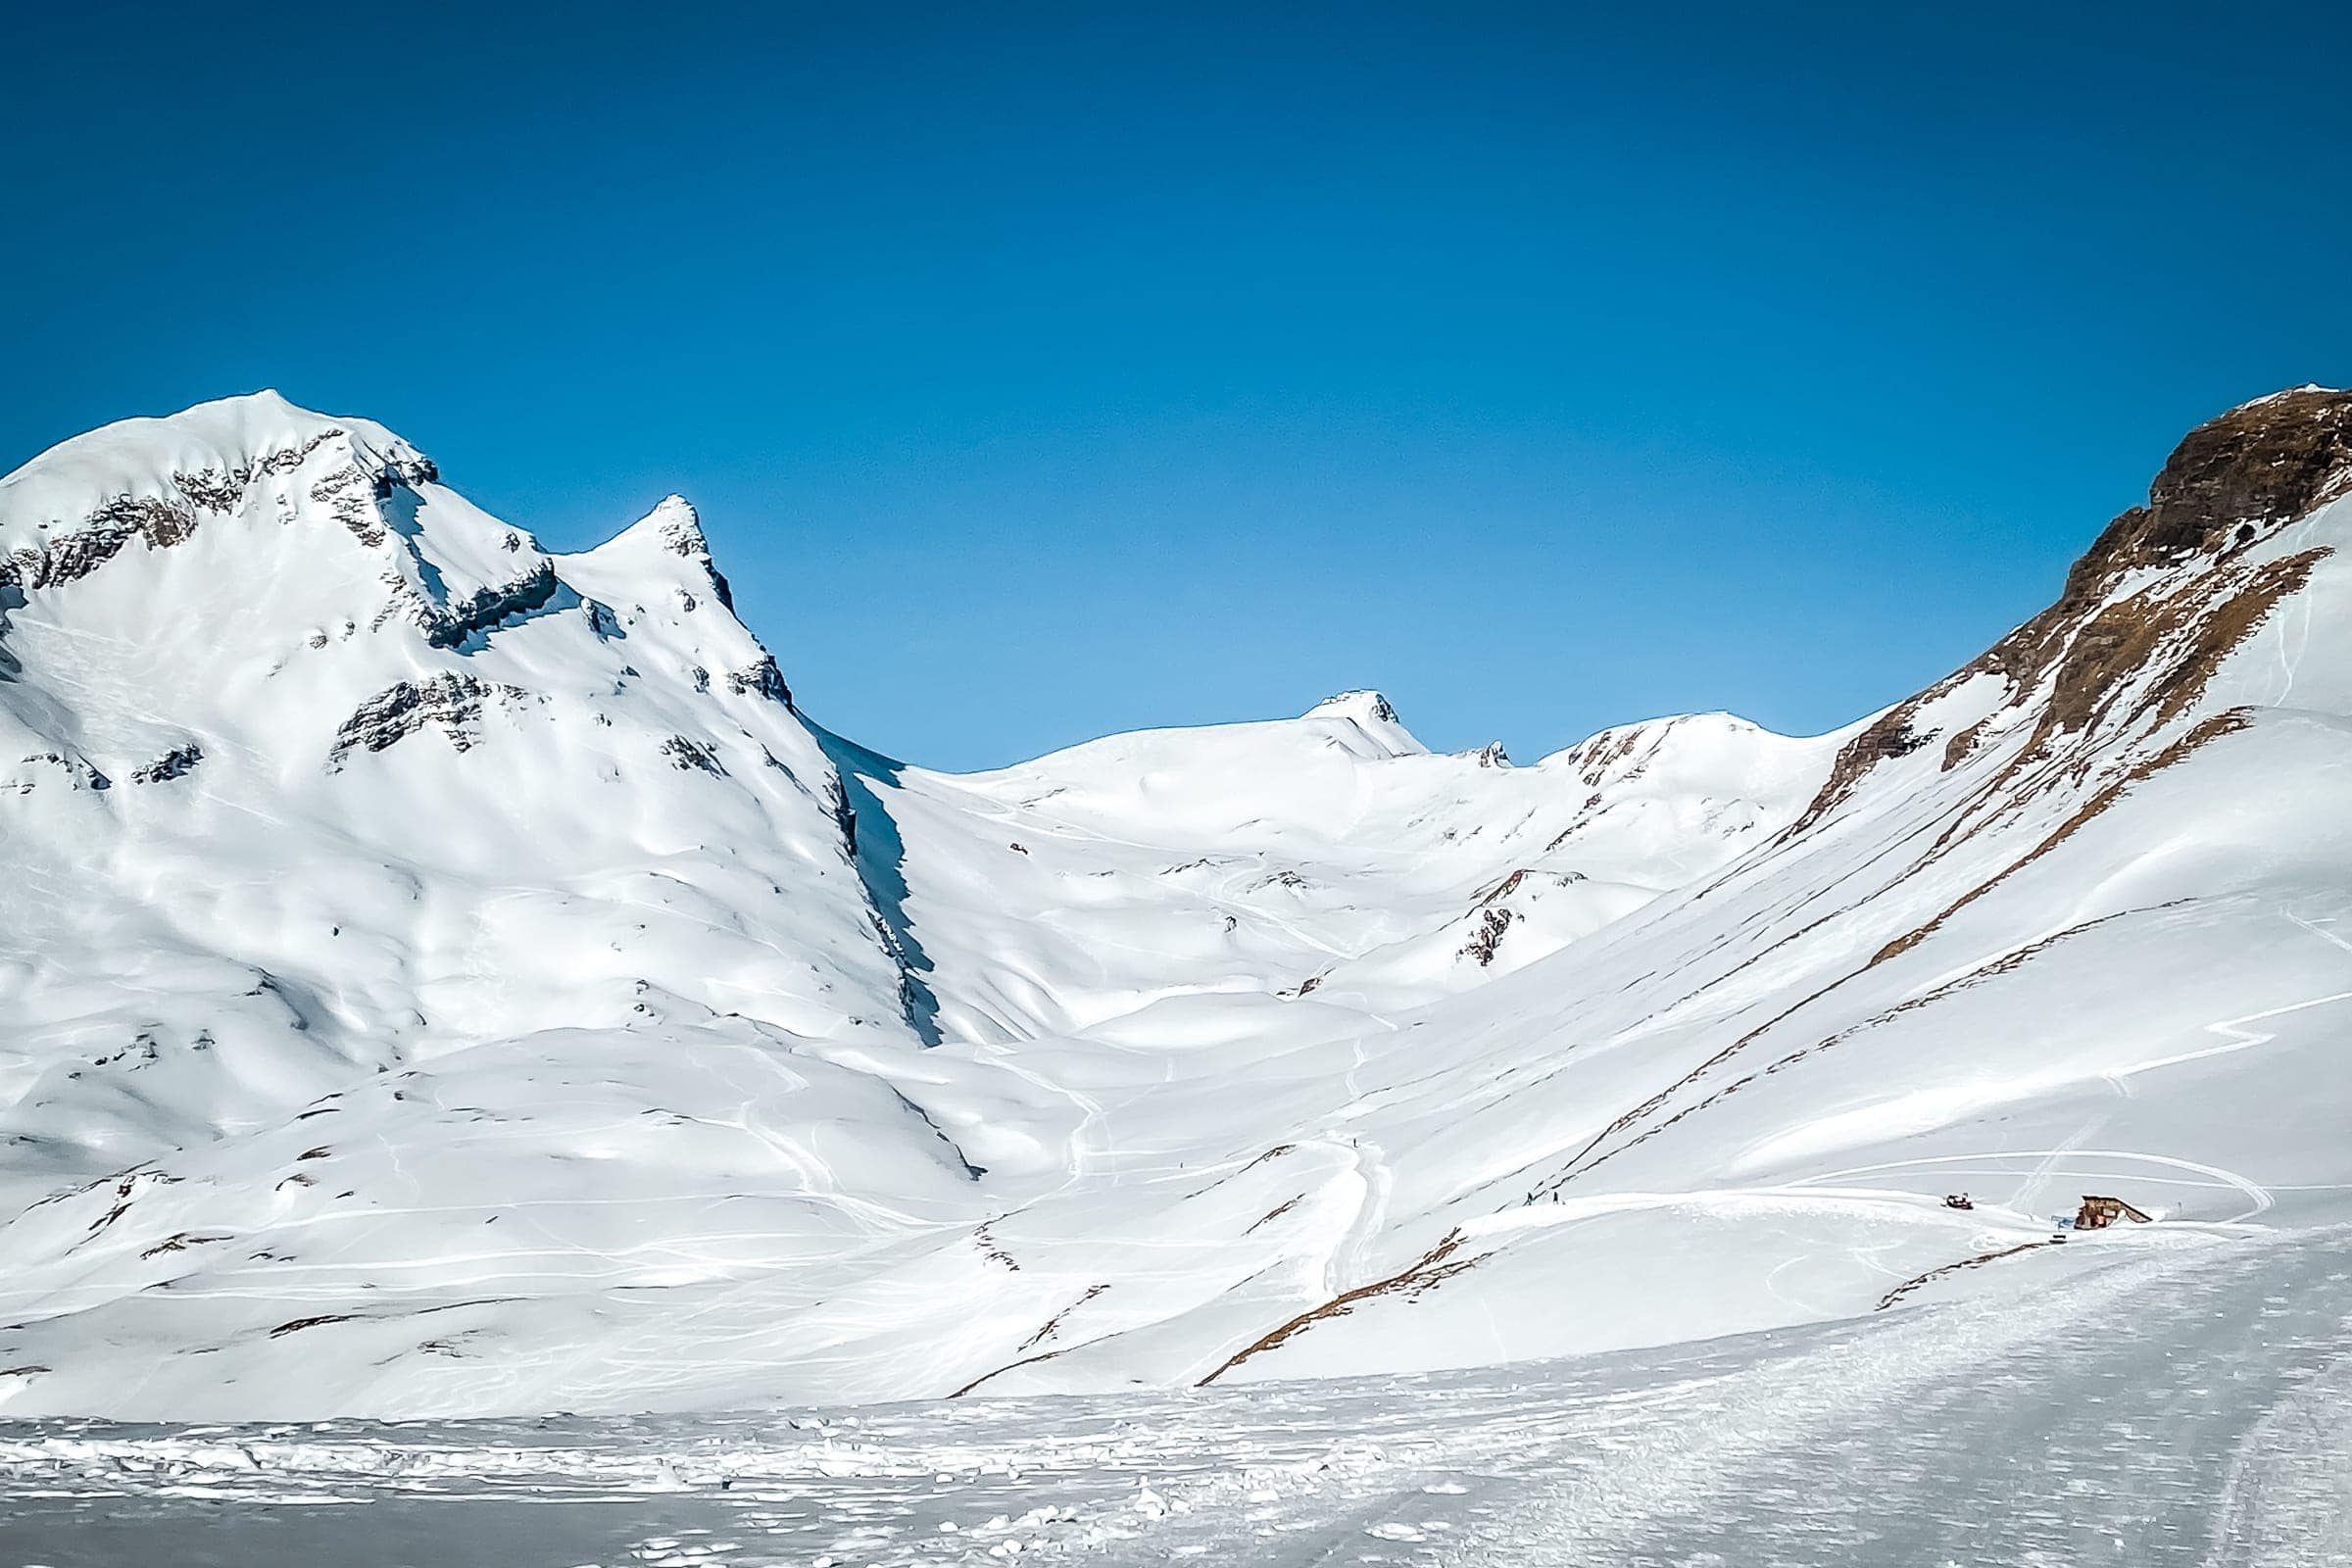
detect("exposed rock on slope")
(1800, 385), (2352, 830)
(328, 674), (532, 762)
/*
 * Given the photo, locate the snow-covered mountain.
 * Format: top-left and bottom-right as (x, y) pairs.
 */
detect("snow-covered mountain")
(0, 386), (2345, 1420)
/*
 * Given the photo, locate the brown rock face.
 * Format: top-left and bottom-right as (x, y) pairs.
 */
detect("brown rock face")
(2060, 386), (2352, 607)
(328, 674), (529, 766)
(2146, 387), (2352, 547)
(726, 655), (793, 707)
(0, 495), (199, 591)
(1790, 385), (2351, 835)
(1977, 389), (2351, 740)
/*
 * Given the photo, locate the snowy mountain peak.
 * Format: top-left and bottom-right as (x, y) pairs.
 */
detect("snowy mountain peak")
(0, 389), (424, 503)
(0, 396), (906, 1215)
(1539, 710), (1838, 793)
(585, 493), (735, 612)
(0, 391), (438, 590)
(628, 493), (709, 555)
(1305, 688), (1397, 723)
(1300, 688), (1425, 757)
(1465, 739), (1511, 767)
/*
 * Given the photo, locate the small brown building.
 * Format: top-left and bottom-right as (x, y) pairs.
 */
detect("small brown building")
(2075, 1195), (2154, 1230)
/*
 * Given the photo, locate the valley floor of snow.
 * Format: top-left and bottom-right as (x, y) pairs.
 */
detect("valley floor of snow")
(3, 1224), (2346, 1568)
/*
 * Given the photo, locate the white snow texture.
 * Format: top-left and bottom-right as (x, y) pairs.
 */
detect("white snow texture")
(2, 387), (2351, 1563)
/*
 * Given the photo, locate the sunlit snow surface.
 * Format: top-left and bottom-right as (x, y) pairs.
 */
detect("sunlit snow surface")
(4, 1228), (2347, 1567)
(9, 392), (2352, 1553)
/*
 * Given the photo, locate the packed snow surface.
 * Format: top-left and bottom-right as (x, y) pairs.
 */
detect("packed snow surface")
(3, 386), (2352, 1557)
(2, 1227), (2347, 1565)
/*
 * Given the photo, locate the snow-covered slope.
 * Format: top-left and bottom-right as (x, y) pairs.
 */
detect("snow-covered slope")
(821, 695), (1847, 1045)
(0, 395), (946, 1327)
(0, 386), (2346, 1420)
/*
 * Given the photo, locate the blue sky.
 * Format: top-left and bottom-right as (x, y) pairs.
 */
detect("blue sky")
(6, 3), (2347, 768)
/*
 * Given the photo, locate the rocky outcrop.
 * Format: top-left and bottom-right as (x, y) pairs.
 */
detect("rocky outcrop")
(651, 498), (736, 612)
(311, 445), (440, 550)
(411, 563), (564, 650)
(1790, 387), (2352, 833)
(1, 427), (354, 593)
(2109, 386), (2352, 572)
(1, 495), (196, 591)
(1973, 387), (2352, 733)
(371, 453), (440, 496)
(310, 464), (382, 545)
(168, 433), (337, 514)
(130, 744), (204, 785)
(1788, 711), (1928, 832)
(726, 655), (793, 707)
(660, 736), (726, 775)
(1315, 690), (1397, 724)
(7, 752), (110, 794)
(1461, 906), (1514, 966)
(327, 674), (528, 766)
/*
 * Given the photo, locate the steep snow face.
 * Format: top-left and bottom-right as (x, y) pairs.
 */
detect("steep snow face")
(0, 387), (2348, 1423)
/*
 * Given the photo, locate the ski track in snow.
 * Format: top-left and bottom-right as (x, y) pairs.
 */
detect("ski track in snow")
(1, 1229), (2347, 1566)
(2115, 912), (2352, 1081)
(1796, 1148), (2276, 1225)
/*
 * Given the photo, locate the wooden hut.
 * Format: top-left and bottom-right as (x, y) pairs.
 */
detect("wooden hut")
(2075, 1195), (2153, 1230)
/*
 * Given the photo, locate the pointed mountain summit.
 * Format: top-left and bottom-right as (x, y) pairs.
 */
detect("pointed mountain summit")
(579, 493), (737, 612)
(1300, 688), (1426, 758)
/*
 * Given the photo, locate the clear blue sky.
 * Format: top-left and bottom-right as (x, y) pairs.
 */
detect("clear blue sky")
(7, 3), (2347, 768)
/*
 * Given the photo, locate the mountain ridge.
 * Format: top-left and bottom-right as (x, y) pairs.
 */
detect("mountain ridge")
(0, 385), (2344, 1418)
